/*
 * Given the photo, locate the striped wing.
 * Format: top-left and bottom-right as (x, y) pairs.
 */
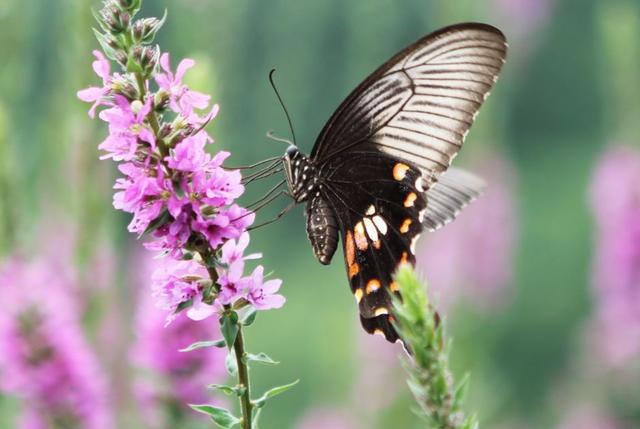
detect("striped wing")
(311, 23), (507, 185)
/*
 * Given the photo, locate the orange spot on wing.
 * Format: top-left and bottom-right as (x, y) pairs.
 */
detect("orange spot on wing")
(366, 279), (381, 294)
(393, 163), (410, 181)
(349, 262), (360, 279)
(390, 281), (399, 292)
(345, 231), (355, 266)
(374, 307), (389, 316)
(354, 288), (363, 303)
(373, 240), (381, 249)
(400, 252), (409, 265)
(404, 192), (417, 207)
(400, 218), (413, 233)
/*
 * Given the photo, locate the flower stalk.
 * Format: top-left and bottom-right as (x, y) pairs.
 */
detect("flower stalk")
(392, 265), (477, 429)
(80, 1), (293, 427)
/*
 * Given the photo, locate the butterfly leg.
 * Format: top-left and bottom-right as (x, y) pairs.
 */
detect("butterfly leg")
(248, 201), (296, 231)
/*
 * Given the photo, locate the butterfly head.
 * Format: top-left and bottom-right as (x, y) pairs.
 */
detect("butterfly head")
(283, 146), (318, 203)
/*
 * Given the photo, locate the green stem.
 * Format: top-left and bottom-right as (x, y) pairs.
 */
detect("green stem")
(233, 327), (253, 429)
(202, 252), (253, 429)
(134, 72), (168, 158)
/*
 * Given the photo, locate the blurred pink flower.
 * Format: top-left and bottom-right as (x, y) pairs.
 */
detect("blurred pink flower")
(557, 405), (625, 429)
(416, 154), (518, 311)
(295, 408), (362, 429)
(131, 252), (227, 426)
(351, 329), (402, 413)
(490, 0), (554, 40)
(0, 257), (113, 429)
(588, 145), (640, 368)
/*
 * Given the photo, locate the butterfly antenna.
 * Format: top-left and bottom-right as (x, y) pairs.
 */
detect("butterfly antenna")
(269, 69), (297, 146)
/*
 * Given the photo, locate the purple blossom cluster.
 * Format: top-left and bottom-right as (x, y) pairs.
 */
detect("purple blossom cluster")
(0, 258), (113, 429)
(588, 145), (640, 368)
(78, 46), (284, 322)
(131, 251), (227, 426)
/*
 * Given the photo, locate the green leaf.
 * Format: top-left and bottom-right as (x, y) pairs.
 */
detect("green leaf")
(244, 352), (279, 366)
(179, 339), (226, 353)
(252, 380), (299, 408)
(453, 373), (471, 408)
(225, 350), (238, 376)
(190, 404), (240, 429)
(251, 407), (262, 429)
(208, 384), (244, 397)
(220, 313), (239, 349)
(92, 29), (118, 61)
(241, 308), (258, 326)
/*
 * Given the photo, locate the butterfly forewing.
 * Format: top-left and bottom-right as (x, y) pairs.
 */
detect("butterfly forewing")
(312, 23), (506, 184)
(307, 23), (506, 343)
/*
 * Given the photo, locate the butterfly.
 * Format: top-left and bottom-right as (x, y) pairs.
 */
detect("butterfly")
(271, 23), (507, 343)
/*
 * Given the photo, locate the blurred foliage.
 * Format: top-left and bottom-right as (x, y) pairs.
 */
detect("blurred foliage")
(0, 0), (639, 428)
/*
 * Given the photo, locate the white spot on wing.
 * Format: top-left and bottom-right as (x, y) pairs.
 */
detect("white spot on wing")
(372, 215), (388, 235)
(363, 218), (379, 242)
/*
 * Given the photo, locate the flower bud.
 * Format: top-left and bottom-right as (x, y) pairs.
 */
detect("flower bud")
(159, 123), (173, 139)
(132, 16), (165, 44)
(110, 75), (138, 100)
(99, 4), (130, 34)
(154, 89), (170, 111)
(114, 50), (128, 68)
(117, 0), (141, 14)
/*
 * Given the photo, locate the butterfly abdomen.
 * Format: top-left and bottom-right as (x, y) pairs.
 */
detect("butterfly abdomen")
(305, 195), (339, 265)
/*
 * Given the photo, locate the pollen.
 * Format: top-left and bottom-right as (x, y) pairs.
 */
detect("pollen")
(400, 218), (413, 233)
(366, 279), (381, 294)
(374, 307), (389, 316)
(393, 163), (410, 181)
(404, 192), (417, 207)
(354, 288), (363, 303)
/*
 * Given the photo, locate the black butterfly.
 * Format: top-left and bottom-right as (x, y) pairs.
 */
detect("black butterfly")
(266, 23), (507, 343)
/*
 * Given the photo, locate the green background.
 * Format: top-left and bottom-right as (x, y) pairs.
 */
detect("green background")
(0, 0), (639, 428)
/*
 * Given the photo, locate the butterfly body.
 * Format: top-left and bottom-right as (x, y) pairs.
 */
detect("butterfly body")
(276, 23), (507, 344)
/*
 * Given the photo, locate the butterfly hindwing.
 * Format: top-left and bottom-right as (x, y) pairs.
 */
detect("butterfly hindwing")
(320, 153), (426, 342)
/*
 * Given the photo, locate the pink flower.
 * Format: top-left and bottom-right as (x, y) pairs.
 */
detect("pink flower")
(217, 262), (247, 305)
(0, 257), (113, 429)
(155, 53), (212, 119)
(77, 50), (113, 117)
(588, 145), (640, 368)
(151, 260), (208, 323)
(98, 95), (155, 161)
(166, 132), (214, 172)
(220, 232), (262, 267)
(131, 252), (226, 426)
(245, 266), (285, 310)
(557, 405), (625, 429)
